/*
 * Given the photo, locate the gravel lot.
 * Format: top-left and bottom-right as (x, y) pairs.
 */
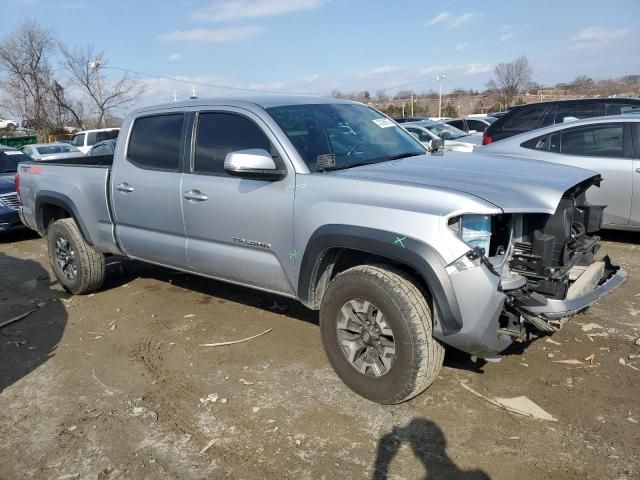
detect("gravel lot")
(1, 228), (639, 480)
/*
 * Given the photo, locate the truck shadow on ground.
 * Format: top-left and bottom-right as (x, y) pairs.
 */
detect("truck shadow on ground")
(372, 417), (490, 480)
(0, 250), (68, 392)
(103, 256), (319, 325)
(104, 256), (499, 374)
(0, 227), (40, 244)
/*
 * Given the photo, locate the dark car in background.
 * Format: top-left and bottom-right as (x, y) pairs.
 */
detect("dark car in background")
(482, 97), (640, 144)
(0, 146), (29, 231)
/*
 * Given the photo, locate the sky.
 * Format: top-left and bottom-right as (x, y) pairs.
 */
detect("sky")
(1, 0), (639, 106)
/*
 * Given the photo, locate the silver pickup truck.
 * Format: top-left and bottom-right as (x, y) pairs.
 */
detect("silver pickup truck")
(17, 96), (626, 404)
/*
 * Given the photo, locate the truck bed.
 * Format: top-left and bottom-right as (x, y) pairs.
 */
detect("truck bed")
(18, 156), (120, 254)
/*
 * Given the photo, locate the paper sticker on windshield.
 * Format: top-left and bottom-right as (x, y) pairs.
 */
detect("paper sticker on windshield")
(372, 118), (395, 128)
(4, 151), (22, 155)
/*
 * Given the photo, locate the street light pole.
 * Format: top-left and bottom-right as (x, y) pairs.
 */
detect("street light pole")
(436, 74), (446, 117)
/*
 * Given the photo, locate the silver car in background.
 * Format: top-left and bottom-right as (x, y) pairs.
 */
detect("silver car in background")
(478, 115), (640, 230)
(20, 143), (86, 161)
(403, 121), (482, 153)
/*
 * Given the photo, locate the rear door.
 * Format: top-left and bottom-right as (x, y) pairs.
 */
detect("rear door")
(522, 122), (632, 226)
(180, 108), (295, 295)
(110, 112), (188, 268)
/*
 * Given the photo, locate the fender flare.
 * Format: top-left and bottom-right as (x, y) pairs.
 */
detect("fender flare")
(297, 225), (463, 333)
(34, 191), (95, 246)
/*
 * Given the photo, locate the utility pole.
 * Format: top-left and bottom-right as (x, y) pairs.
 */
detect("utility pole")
(90, 57), (103, 127)
(436, 74), (446, 117)
(410, 94), (414, 117)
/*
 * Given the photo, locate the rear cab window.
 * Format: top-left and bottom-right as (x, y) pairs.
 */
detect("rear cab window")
(127, 114), (185, 171)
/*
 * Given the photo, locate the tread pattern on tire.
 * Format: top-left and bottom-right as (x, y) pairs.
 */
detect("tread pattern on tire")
(48, 218), (105, 294)
(333, 264), (445, 403)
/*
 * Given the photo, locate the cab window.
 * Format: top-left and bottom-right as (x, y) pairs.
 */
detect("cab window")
(127, 114), (184, 171)
(194, 112), (273, 175)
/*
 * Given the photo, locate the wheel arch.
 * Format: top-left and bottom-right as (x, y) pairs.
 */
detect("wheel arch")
(297, 225), (463, 333)
(35, 191), (95, 246)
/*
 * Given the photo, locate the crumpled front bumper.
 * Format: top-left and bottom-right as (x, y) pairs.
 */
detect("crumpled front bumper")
(518, 267), (628, 319)
(433, 262), (512, 358)
(433, 258), (627, 359)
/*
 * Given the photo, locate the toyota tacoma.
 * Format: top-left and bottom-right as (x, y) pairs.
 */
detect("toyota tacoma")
(17, 96), (626, 404)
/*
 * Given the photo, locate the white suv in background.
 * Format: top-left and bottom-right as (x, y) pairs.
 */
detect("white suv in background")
(70, 128), (119, 154)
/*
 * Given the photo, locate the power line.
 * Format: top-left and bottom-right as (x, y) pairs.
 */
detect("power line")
(105, 65), (330, 96)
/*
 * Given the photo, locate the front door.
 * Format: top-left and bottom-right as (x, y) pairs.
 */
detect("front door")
(110, 112), (188, 268)
(181, 109), (295, 295)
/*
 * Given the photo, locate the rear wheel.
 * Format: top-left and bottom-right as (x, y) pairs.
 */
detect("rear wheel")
(47, 218), (105, 294)
(319, 264), (444, 404)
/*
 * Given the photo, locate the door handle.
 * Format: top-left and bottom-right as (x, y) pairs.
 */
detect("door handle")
(116, 182), (134, 193)
(183, 190), (208, 202)
(635, 168), (640, 173)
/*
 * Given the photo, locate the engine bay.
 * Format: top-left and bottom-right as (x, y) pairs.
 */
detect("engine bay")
(488, 176), (620, 335)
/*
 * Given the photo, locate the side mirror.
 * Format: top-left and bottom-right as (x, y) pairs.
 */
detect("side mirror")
(467, 129), (478, 134)
(224, 149), (285, 180)
(428, 138), (444, 152)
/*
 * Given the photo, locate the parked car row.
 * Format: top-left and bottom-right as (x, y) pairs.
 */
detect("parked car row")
(15, 128), (120, 161)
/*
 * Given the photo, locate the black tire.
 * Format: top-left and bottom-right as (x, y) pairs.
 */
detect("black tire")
(47, 218), (105, 294)
(319, 264), (444, 404)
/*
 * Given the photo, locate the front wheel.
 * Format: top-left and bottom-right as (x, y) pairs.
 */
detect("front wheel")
(319, 264), (444, 404)
(47, 218), (105, 294)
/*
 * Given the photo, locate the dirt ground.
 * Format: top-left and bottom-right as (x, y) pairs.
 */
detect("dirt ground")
(1, 228), (639, 480)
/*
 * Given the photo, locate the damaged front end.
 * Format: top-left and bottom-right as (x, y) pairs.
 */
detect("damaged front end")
(440, 175), (627, 357)
(495, 177), (626, 340)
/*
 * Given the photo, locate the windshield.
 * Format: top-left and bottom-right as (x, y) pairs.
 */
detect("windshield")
(0, 150), (29, 172)
(266, 103), (425, 171)
(425, 123), (468, 140)
(36, 145), (80, 155)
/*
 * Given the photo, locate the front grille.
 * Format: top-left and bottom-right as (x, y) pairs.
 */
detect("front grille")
(0, 193), (19, 210)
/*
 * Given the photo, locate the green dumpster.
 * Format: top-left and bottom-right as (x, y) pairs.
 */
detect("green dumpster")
(0, 135), (38, 149)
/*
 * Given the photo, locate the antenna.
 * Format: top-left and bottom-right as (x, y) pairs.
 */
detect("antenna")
(190, 85), (197, 99)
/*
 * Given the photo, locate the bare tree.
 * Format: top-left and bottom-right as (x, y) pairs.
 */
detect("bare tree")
(489, 56), (533, 106)
(59, 44), (145, 128)
(0, 21), (58, 137)
(375, 89), (388, 102)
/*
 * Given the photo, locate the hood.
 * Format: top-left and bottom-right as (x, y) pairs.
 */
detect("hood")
(0, 173), (17, 195)
(333, 152), (599, 214)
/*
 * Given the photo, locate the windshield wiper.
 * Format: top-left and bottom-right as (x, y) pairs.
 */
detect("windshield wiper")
(386, 152), (424, 161)
(325, 152), (424, 172)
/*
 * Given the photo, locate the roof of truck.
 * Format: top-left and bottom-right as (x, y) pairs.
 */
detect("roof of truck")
(131, 95), (358, 115)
